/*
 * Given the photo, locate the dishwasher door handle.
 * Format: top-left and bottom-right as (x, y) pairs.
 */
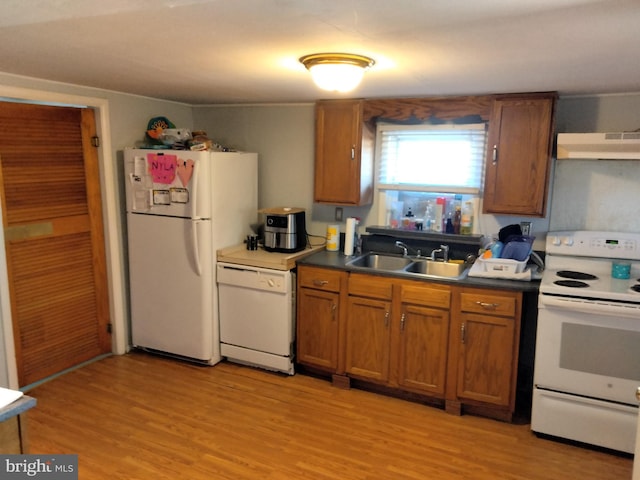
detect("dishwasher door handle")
(220, 265), (256, 273)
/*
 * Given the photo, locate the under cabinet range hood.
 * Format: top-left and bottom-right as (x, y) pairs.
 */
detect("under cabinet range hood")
(557, 132), (640, 159)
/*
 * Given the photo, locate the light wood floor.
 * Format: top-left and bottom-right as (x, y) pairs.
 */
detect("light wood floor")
(26, 352), (632, 479)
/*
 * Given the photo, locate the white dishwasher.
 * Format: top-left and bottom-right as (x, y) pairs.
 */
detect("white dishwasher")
(217, 262), (295, 375)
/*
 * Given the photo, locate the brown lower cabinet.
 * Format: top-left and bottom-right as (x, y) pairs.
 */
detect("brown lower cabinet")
(297, 266), (346, 371)
(296, 265), (523, 421)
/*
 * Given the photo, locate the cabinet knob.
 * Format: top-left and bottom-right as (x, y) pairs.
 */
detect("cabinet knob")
(461, 323), (466, 344)
(313, 279), (329, 287)
(351, 146), (355, 159)
(492, 144), (498, 165)
(399, 312), (405, 331)
(331, 303), (337, 320)
(636, 386), (640, 402)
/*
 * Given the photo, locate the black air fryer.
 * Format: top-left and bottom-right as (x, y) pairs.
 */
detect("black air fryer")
(262, 207), (306, 253)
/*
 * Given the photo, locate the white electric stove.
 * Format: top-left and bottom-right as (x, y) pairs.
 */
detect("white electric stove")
(532, 231), (640, 454)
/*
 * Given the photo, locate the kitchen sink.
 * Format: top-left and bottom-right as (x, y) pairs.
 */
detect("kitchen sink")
(346, 253), (469, 279)
(347, 253), (413, 271)
(404, 259), (468, 278)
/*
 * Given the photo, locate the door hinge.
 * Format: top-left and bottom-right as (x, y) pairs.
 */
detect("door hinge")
(107, 323), (112, 334)
(91, 136), (100, 148)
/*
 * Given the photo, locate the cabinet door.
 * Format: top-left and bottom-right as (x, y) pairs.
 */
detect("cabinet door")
(483, 94), (555, 216)
(297, 288), (339, 371)
(397, 304), (449, 396)
(456, 312), (516, 406)
(314, 100), (373, 205)
(345, 296), (391, 382)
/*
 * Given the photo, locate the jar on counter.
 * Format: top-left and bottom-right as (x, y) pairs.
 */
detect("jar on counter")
(461, 201), (474, 235)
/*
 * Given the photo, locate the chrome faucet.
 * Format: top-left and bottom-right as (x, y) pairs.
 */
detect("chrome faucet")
(431, 244), (450, 262)
(395, 241), (422, 258)
(396, 241), (409, 256)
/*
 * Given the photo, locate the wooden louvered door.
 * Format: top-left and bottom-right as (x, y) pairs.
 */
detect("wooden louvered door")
(0, 102), (111, 387)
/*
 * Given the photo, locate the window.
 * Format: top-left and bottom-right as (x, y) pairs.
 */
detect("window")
(375, 122), (488, 230)
(376, 122), (487, 194)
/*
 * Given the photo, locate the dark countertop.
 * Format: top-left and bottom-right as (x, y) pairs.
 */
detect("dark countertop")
(297, 249), (540, 293)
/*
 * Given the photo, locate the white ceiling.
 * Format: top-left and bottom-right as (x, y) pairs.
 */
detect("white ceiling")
(1, 0), (639, 104)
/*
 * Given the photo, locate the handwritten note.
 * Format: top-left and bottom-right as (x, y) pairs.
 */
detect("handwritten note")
(177, 158), (195, 187)
(147, 153), (178, 184)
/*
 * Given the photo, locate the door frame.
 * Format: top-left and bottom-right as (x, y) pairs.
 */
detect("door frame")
(0, 85), (126, 389)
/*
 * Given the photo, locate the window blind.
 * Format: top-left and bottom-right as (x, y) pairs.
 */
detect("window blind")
(376, 123), (487, 194)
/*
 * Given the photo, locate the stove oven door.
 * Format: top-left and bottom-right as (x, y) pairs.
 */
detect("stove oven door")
(532, 295), (640, 452)
(534, 294), (640, 404)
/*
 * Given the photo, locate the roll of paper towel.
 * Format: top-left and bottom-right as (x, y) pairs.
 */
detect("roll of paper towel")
(344, 217), (356, 256)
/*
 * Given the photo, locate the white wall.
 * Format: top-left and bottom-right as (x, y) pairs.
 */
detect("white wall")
(550, 93), (640, 232)
(192, 105), (328, 236)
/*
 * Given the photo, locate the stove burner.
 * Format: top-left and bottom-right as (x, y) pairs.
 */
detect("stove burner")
(556, 270), (598, 281)
(632, 285), (640, 293)
(554, 280), (590, 288)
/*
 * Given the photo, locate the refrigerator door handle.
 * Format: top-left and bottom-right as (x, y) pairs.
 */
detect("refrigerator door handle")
(191, 219), (203, 276)
(190, 160), (200, 219)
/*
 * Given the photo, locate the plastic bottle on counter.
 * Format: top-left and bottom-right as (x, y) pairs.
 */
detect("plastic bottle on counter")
(445, 217), (454, 234)
(460, 201), (474, 235)
(435, 197), (446, 232)
(401, 208), (415, 230)
(424, 201), (435, 231)
(453, 205), (461, 234)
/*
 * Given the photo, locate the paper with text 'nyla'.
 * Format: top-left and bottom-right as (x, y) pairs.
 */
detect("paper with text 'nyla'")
(0, 455), (77, 480)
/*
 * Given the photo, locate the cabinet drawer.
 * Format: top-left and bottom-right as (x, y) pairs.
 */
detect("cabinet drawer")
(348, 273), (393, 300)
(298, 266), (343, 292)
(399, 282), (451, 309)
(460, 292), (517, 317)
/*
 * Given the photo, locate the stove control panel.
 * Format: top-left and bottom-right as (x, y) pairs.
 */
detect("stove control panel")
(546, 231), (640, 260)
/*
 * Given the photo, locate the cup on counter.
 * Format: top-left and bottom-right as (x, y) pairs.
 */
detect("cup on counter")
(246, 235), (259, 251)
(326, 224), (339, 251)
(611, 261), (631, 279)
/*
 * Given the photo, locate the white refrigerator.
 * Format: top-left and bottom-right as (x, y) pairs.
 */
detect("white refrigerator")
(124, 148), (258, 364)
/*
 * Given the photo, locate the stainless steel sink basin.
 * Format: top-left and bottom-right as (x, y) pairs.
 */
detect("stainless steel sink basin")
(347, 253), (412, 271)
(346, 253), (469, 279)
(405, 259), (468, 278)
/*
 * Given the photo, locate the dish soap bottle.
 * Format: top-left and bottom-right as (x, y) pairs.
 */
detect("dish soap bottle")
(461, 201), (474, 235)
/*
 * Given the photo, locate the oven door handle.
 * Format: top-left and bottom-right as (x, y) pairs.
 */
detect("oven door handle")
(540, 294), (640, 319)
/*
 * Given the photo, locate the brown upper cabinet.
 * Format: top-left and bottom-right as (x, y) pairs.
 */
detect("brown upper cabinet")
(313, 93), (556, 217)
(482, 93), (557, 216)
(314, 100), (374, 205)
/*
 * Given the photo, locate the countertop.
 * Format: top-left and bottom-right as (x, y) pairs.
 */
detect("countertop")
(0, 395), (36, 422)
(217, 243), (325, 271)
(297, 249), (541, 293)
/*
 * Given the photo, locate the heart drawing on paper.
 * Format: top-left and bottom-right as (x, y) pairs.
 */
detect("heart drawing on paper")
(177, 158), (195, 187)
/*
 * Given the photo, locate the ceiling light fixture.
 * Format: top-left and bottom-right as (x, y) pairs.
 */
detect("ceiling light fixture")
(299, 53), (375, 93)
